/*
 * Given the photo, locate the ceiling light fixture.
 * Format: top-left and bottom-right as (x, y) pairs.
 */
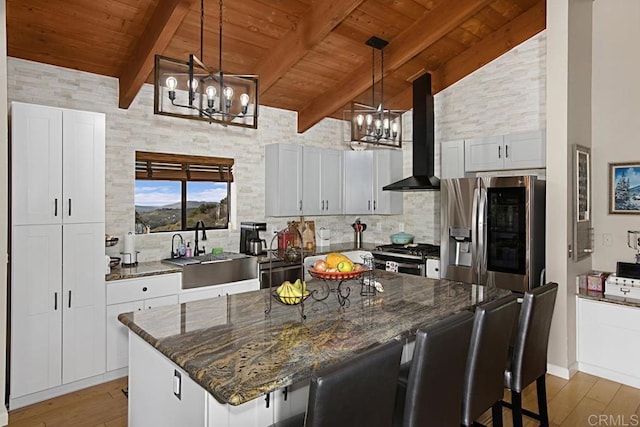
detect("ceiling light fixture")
(345, 36), (403, 149)
(154, 0), (258, 128)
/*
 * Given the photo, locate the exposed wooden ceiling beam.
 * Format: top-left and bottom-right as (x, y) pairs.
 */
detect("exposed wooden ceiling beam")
(118, 0), (197, 109)
(380, 1), (546, 113)
(255, 0), (365, 95)
(296, 0), (495, 133)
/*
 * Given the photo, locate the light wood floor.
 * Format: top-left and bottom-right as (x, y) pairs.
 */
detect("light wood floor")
(8, 372), (640, 426)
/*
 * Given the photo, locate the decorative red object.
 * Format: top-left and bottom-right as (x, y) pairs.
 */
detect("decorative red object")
(308, 265), (367, 281)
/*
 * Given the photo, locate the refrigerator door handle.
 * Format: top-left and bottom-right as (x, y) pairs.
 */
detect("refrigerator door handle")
(478, 187), (488, 277)
(471, 187), (479, 277)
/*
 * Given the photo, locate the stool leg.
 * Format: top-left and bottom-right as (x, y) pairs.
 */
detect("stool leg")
(536, 375), (549, 426)
(492, 402), (503, 427)
(511, 391), (523, 427)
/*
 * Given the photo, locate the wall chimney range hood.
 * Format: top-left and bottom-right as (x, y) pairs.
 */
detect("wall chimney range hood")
(383, 73), (440, 191)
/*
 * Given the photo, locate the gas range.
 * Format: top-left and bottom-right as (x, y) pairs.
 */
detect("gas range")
(372, 243), (440, 261)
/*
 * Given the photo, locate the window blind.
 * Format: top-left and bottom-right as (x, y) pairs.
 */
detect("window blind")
(135, 151), (234, 182)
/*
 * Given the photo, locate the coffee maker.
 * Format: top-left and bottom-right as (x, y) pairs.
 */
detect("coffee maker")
(240, 222), (267, 255)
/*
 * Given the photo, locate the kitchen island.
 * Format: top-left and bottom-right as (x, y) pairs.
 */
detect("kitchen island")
(119, 271), (509, 426)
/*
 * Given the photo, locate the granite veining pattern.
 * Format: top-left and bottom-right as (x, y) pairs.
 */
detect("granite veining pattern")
(105, 261), (181, 281)
(577, 288), (640, 309)
(119, 271), (509, 406)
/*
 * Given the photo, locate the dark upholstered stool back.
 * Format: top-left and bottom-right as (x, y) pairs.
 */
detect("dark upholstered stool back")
(304, 339), (403, 427)
(502, 282), (559, 427)
(507, 282), (558, 393)
(399, 310), (474, 427)
(461, 294), (519, 426)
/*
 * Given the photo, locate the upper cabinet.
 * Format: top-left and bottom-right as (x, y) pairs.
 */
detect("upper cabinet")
(265, 144), (344, 217)
(343, 150), (403, 215)
(11, 102), (106, 225)
(302, 147), (343, 215)
(440, 140), (466, 179)
(464, 130), (545, 172)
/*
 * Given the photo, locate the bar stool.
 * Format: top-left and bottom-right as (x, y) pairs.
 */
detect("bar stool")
(393, 310), (475, 427)
(461, 294), (519, 427)
(270, 340), (403, 427)
(502, 282), (558, 427)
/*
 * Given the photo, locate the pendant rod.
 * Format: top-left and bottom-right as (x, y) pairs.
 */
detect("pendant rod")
(199, 0), (204, 61)
(219, 0), (223, 72)
(371, 46), (375, 109)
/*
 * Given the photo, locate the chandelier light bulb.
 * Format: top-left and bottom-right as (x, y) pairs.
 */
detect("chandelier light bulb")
(240, 93), (250, 106)
(392, 121), (399, 138)
(375, 119), (382, 130)
(356, 114), (364, 132)
(383, 118), (389, 129)
(188, 78), (199, 90)
(206, 86), (217, 100)
(223, 86), (234, 100)
(366, 114), (373, 127)
(166, 76), (178, 91)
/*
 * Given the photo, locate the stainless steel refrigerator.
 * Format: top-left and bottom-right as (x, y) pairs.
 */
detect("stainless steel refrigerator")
(440, 176), (545, 292)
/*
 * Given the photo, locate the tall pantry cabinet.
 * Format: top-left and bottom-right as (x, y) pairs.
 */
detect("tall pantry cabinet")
(10, 102), (106, 406)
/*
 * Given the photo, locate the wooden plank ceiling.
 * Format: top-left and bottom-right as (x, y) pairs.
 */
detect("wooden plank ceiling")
(6, 0), (545, 133)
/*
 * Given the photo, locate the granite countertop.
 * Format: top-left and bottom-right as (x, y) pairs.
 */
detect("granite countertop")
(118, 270), (508, 406)
(577, 287), (640, 308)
(106, 261), (181, 282)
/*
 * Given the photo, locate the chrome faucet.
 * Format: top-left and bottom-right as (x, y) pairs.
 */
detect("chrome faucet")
(194, 221), (207, 256)
(171, 233), (184, 258)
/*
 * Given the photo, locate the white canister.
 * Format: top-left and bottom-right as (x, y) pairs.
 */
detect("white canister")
(317, 228), (331, 247)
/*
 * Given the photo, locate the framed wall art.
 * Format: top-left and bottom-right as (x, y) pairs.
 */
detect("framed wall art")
(573, 145), (592, 259)
(609, 162), (640, 214)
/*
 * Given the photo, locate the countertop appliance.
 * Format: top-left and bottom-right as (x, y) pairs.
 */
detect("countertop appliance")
(240, 221), (267, 255)
(440, 176), (545, 292)
(371, 243), (440, 277)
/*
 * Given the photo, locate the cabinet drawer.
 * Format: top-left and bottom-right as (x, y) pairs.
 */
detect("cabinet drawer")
(107, 274), (180, 305)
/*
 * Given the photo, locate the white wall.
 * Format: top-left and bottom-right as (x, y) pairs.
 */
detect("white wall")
(591, 0), (640, 271)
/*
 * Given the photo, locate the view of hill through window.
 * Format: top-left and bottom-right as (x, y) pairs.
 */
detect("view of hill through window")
(134, 180), (229, 233)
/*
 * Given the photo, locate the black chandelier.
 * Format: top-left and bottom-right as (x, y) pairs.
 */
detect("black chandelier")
(154, 0), (259, 128)
(346, 36), (403, 148)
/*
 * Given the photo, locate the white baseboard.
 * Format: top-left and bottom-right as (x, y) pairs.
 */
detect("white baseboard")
(578, 362), (640, 389)
(547, 361), (579, 380)
(9, 368), (128, 410)
(0, 407), (8, 426)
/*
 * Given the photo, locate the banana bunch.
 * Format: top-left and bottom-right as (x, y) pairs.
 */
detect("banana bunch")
(276, 279), (308, 305)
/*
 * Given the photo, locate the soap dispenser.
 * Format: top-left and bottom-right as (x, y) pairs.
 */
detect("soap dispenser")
(185, 242), (192, 258)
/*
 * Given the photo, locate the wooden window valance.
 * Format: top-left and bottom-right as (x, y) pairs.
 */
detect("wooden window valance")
(135, 151), (234, 182)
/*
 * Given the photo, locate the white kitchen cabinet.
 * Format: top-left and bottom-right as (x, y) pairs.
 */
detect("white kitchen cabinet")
(273, 383), (309, 423)
(129, 334), (207, 427)
(106, 274), (180, 372)
(440, 140), (466, 179)
(10, 223), (106, 400)
(464, 131), (545, 172)
(266, 144), (343, 217)
(10, 102), (105, 405)
(11, 102), (105, 226)
(426, 259), (440, 279)
(344, 149), (403, 215)
(265, 143), (303, 217)
(303, 147), (343, 215)
(577, 298), (640, 389)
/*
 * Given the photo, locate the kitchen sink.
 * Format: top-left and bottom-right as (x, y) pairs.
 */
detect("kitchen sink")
(161, 252), (258, 289)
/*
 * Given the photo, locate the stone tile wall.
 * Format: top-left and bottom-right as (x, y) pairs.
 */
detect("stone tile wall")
(7, 31), (545, 261)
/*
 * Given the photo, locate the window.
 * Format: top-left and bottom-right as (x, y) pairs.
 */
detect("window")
(134, 151), (233, 234)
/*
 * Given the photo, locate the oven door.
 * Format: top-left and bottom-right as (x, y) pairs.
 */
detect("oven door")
(372, 255), (425, 276)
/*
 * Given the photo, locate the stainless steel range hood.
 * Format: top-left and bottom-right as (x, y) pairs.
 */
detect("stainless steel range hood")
(383, 73), (440, 191)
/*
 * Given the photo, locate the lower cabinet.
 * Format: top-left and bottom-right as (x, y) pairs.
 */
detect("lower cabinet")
(178, 278), (260, 303)
(577, 297), (640, 388)
(129, 333), (309, 427)
(105, 274), (180, 373)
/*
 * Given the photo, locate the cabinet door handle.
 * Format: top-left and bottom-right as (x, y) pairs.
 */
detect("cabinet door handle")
(505, 144), (509, 158)
(283, 386), (288, 401)
(299, 200), (302, 211)
(321, 200), (325, 210)
(142, 286), (148, 292)
(326, 200), (329, 210)
(373, 200), (376, 211)
(173, 370), (182, 400)
(68, 199), (72, 216)
(498, 146), (501, 159)
(54, 198), (58, 217)
(368, 200), (371, 210)
(54, 292), (58, 310)
(265, 392), (270, 408)
(68, 290), (72, 308)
